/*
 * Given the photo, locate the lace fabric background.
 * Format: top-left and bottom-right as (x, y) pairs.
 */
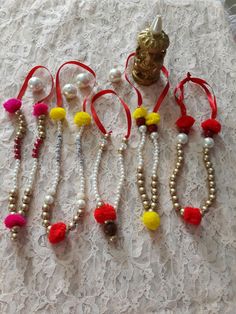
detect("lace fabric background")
(0, 0), (235, 313)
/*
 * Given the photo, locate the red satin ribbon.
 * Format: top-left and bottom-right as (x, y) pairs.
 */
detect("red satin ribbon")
(17, 65), (54, 103)
(55, 60), (96, 111)
(174, 72), (218, 119)
(125, 52), (170, 112)
(91, 89), (132, 139)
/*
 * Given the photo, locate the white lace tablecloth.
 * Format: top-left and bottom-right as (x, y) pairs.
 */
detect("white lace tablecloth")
(0, 0), (235, 313)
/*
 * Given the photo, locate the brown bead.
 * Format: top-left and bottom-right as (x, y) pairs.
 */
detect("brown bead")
(103, 221), (117, 236)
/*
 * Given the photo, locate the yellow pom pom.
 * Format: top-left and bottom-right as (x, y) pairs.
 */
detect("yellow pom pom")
(132, 106), (147, 119)
(74, 111), (91, 127)
(49, 108), (66, 121)
(142, 211), (160, 231)
(145, 112), (160, 125)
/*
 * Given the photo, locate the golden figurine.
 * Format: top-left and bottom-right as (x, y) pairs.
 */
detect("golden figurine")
(132, 15), (170, 86)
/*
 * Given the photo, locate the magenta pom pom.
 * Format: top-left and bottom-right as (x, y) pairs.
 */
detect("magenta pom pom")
(4, 213), (26, 229)
(33, 103), (48, 116)
(3, 98), (22, 113)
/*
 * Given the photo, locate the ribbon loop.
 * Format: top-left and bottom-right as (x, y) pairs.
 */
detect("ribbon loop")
(91, 89), (132, 139)
(174, 73), (218, 119)
(125, 53), (170, 112)
(17, 66), (54, 103)
(55, 60), (96, 111)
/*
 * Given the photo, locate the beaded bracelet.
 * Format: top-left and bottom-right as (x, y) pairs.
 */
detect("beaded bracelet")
(41, 60), (96, 244)
(3, 66), (54, 240)
(91, 89), (132, 242)
(170, 72), (221, 225)
(125, 52), (170, 231)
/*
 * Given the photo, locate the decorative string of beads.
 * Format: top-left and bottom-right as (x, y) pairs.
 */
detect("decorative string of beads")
(3, 100), (49, 240)
(133, 106), (161, 231)
(170, 115), (221, 225)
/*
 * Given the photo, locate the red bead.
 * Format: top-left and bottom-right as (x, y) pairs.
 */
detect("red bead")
(48, 222), (67, 244)
(14, 148), (20, 154)
(94, 204), (116, 224)
(183, 207), (202, 225)
(136, 117), (146, 127)
(204, 130), (214, 138)
(176, 115), (195, 131)
(147, 124), (158, 133)
(15, 154), (21, 160)
(179, 127), (189, 134)
(201, 119), (221, 134)
(14, 144), (20, 149)
(14, 138), (21, 144)
(32, 148), (38, 154)
(32, 153), (38, 158)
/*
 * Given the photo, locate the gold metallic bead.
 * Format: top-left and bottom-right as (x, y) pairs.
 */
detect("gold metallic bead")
(180, 208), (184, 215)
(141, 194), (148, 201)
(177, 150), (183, 157)
(206, 200), (212, 206)
(43, 219), (50, 227)
(18, 210), (25, 216)
(152, 195), (158, 202)
(8, 204), (16, 211)
(152, 174), (157, 181)
(209, 194), (215, 201)
(209, 181), (215, 188)
(176, 162), (181, 168)
(173, 169), (179, 175)
(151, 181), (157, 188)
(137, 166), (143, 173)
(24, 188), (32, 196)
(170, 188), (176, 195)
(143, 201), (149, 209)
(43, 204), (50, 211)
(137, 180), (144, 187)
(11, 233), (18, 240)
(122, 137), (128, 143)
(177, 144), (183, 149)
(39, 114), (46, 120)
(170, 175), (176, 181)
(208, 174), (214, 181)
(208, 168), (214, 174)
(68, 222), (76, 231)
(172, 195), (178, 201)
(118, 148), (124, 154)
(46, 225), (51, 234)
(109, 235), (117, 243)
(21, 204), (29, 211)
(169, 181), (175, 188)
(9, 196), (15, 203)
(97, 201), (103, 207)
(151, 202), (158, 210)
(202, 206), (207, 212)
(12, 226), (20, 233)
(139, 187), (145, 194)
(151, 188), (157, 195)
(204, 156), (210, 161)
(39, 131), (46, 138)
(210, 188), (216, 194)
(42, 212), (49, 219)
(22, 195), (30, 204)
(204, 148), (209, 154)
(174, 203), (180, 210)
(9, 189), (17, 196)
(137, 173), (144, 180)
(178, 156), (183, 162)
(205, 161), (212, 168)
(19, 126), (26, 133)
(78, 208), (84, 216)
(38, 125), (45, 132)
(73, 215), (79, 223)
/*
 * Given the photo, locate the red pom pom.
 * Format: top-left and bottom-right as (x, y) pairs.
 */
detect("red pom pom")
(147, 124), (158, 133)
(201, 119), (221, 134)
(183, 207), (202, 225)
(3, 98), (22, 113)
(33, 103), (48, 116)
(48, 222), (67, 244)
(176, 115), (195, 131)
(94, 204), (116, 224)
(136, 117), (146, 127)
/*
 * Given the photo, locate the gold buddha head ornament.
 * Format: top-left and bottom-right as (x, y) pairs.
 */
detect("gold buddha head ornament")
(132, 15), (169, 86)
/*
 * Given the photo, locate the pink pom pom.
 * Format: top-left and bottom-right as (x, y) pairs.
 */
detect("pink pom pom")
(33, 103), (48, 116)
(3, 98), (22, 113)
(4, 213), (26, 228)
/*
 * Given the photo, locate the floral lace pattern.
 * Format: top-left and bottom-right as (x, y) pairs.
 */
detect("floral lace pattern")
(0, 0), (235, 313)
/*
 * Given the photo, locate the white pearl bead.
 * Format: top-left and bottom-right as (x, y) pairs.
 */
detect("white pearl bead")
(150, 132), (159, 139)
(76, 73), (91, 88)
(62, 84), (77, 99)
(77, 199), (86, 208)
(45, 195), (54, 205)
(109, 68), (122, 83)
(204, 137), (214, 148)
(139, 125), (147, 133)
(28, 77), (44, 92)
(177, 133), (188, 144)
